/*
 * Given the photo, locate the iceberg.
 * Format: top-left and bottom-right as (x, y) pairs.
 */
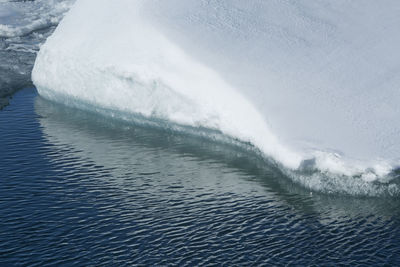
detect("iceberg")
(32, 0), (400, 189)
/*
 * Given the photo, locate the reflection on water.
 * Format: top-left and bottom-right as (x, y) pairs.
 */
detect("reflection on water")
(1, 88), (400, 265)
(34, 92), (400, 217)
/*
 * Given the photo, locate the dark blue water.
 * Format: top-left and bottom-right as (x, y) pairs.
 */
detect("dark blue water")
(1, 88), (400, 266)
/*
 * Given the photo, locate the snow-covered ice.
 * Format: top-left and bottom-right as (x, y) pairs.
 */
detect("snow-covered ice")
(32, 0), (400, 191)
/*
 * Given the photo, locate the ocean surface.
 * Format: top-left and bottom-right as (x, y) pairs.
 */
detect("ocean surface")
(1, 88), (400, 266)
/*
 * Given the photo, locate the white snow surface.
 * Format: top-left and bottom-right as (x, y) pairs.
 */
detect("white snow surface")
(32, 0), (400, 184)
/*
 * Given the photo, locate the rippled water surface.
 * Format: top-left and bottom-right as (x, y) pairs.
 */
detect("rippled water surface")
(1, 88), (400, 266)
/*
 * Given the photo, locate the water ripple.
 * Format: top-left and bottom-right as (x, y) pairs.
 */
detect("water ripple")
(1, 88), (400, 265)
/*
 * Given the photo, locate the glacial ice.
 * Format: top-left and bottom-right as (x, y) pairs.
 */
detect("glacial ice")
(32, 0), (400, 187)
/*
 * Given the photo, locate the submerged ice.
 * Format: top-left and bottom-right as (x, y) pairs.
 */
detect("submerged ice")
(32, 0), (400, 189)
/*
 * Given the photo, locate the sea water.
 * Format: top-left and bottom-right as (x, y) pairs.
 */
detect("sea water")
(1, 88), (400, 265)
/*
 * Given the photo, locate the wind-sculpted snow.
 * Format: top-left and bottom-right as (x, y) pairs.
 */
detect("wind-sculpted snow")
(32, 0), (400, 195)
